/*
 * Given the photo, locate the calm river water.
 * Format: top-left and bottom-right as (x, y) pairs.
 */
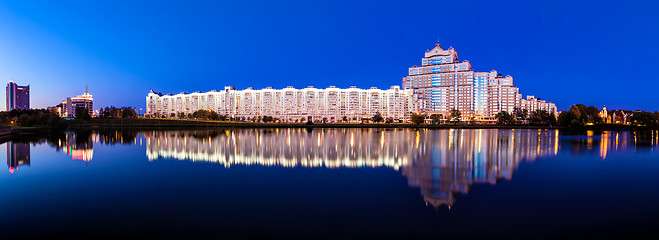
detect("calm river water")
(1, 128), (658, 239)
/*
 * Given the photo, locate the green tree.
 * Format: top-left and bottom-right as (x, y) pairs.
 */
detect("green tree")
(209, 111), (219, 120)
(121, 107), (136, 118)
(530, 109), (551, 125)
(449, 109), (461, 123)
(558, 111), (578, 127)
(495, 111), (515, 125)
(630, 111), (656, 126)
(98, 106), (136, 119)
(17, 114), (34, 126)
(177, 112), (185, 119)
(170, 113), (176, 118)
(372, 112), (384, 123)
(75, 107), (91, 120)
(548, 112), (557, 126)
(584, 106), (602, 124)
(1, 109), (65, 130)
(410, 113), (425, 125)
(561, 104), (601, 126)
(513, 107), (528, 124)
(429, 114), (442, 124)
(568, 105), (583, 123)
(100, 107), (113, 118)
(192, 110), (213, 119)
(342, 116), (348, 122)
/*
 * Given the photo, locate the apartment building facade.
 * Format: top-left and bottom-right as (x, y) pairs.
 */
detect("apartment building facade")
(146, 85), (418, 122)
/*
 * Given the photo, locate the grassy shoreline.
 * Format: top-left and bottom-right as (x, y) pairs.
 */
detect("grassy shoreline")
(63, 118), (657, 131)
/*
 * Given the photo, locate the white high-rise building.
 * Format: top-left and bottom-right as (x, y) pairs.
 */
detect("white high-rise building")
(403, 42), (557, 121)
(146, 86), (419, 122)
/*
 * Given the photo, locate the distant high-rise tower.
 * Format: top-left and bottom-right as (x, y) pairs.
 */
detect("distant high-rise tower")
(6, 80), (30, 111)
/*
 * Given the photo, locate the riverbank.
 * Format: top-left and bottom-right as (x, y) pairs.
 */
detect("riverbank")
(0, 125), (56, 144)
(64, 118), (658, 131)
(65, 118), (560, 129)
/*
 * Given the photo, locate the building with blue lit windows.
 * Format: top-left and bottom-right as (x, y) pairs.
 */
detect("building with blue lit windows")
(403, 43), (556, 122)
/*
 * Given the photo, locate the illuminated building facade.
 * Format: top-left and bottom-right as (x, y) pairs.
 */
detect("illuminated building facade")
(52, 132), (96, 162)
(403, 42), (557, 121)
(7, 142), (30, 174)
(144, 128), (560, 208)
(6, 80), (30, 111)
(600, 106), (611, 123)
(61, 89), (94, 117)
(146, 86), (418, 122)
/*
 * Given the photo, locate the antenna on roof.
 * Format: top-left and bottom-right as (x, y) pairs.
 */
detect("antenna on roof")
(86, 85), (88, 93)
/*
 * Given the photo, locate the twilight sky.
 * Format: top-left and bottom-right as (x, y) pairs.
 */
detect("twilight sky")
(0, 0), (657, 111)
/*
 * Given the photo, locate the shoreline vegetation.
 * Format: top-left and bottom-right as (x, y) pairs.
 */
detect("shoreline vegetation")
(0, 118), (656, 143)
(1, 105), (658, 138)
(64, 118), (656, 131)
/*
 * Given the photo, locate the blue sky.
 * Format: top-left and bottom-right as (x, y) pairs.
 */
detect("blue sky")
(0, 0), (657, 111)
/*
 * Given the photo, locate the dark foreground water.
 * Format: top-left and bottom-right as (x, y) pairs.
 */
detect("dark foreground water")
(1, 128), (658, 239)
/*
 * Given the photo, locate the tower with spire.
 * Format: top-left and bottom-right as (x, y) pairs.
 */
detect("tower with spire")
(60, 87), (94, 118)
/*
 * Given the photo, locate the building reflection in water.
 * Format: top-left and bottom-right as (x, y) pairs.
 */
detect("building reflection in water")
(144, 128), (562, 208)
(402, 129), (560, 208)
(7, 142), (30, 174)
(56, 131), (95, 162)
(4, 130), (141, 171)
(571, 130), (657, 159)
(52, 130), (139, 162)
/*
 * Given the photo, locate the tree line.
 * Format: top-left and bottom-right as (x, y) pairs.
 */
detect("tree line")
(558, 104), (659, 127)
(0, 109), (68, 130)
(409, 109), (463, 125)
(98, 106), (137, 119)
(145, 105), (659, 127)
(495, 108), (556, 126)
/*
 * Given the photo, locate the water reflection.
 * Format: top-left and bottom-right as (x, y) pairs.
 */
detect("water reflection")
(5, 129), (658, 209)
(7, 142), (30, 173)
(145, 129), (414, 169)
(54, 130), (139, 162)
(567, 130), (658, 159)
(402, 129), (560, 208)
(57, 131), (94, 162)
(145, 128), (564, 208)
(4, 130), (139, 165)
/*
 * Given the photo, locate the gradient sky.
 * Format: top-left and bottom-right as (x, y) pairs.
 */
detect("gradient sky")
(1, 0), (658, 111)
